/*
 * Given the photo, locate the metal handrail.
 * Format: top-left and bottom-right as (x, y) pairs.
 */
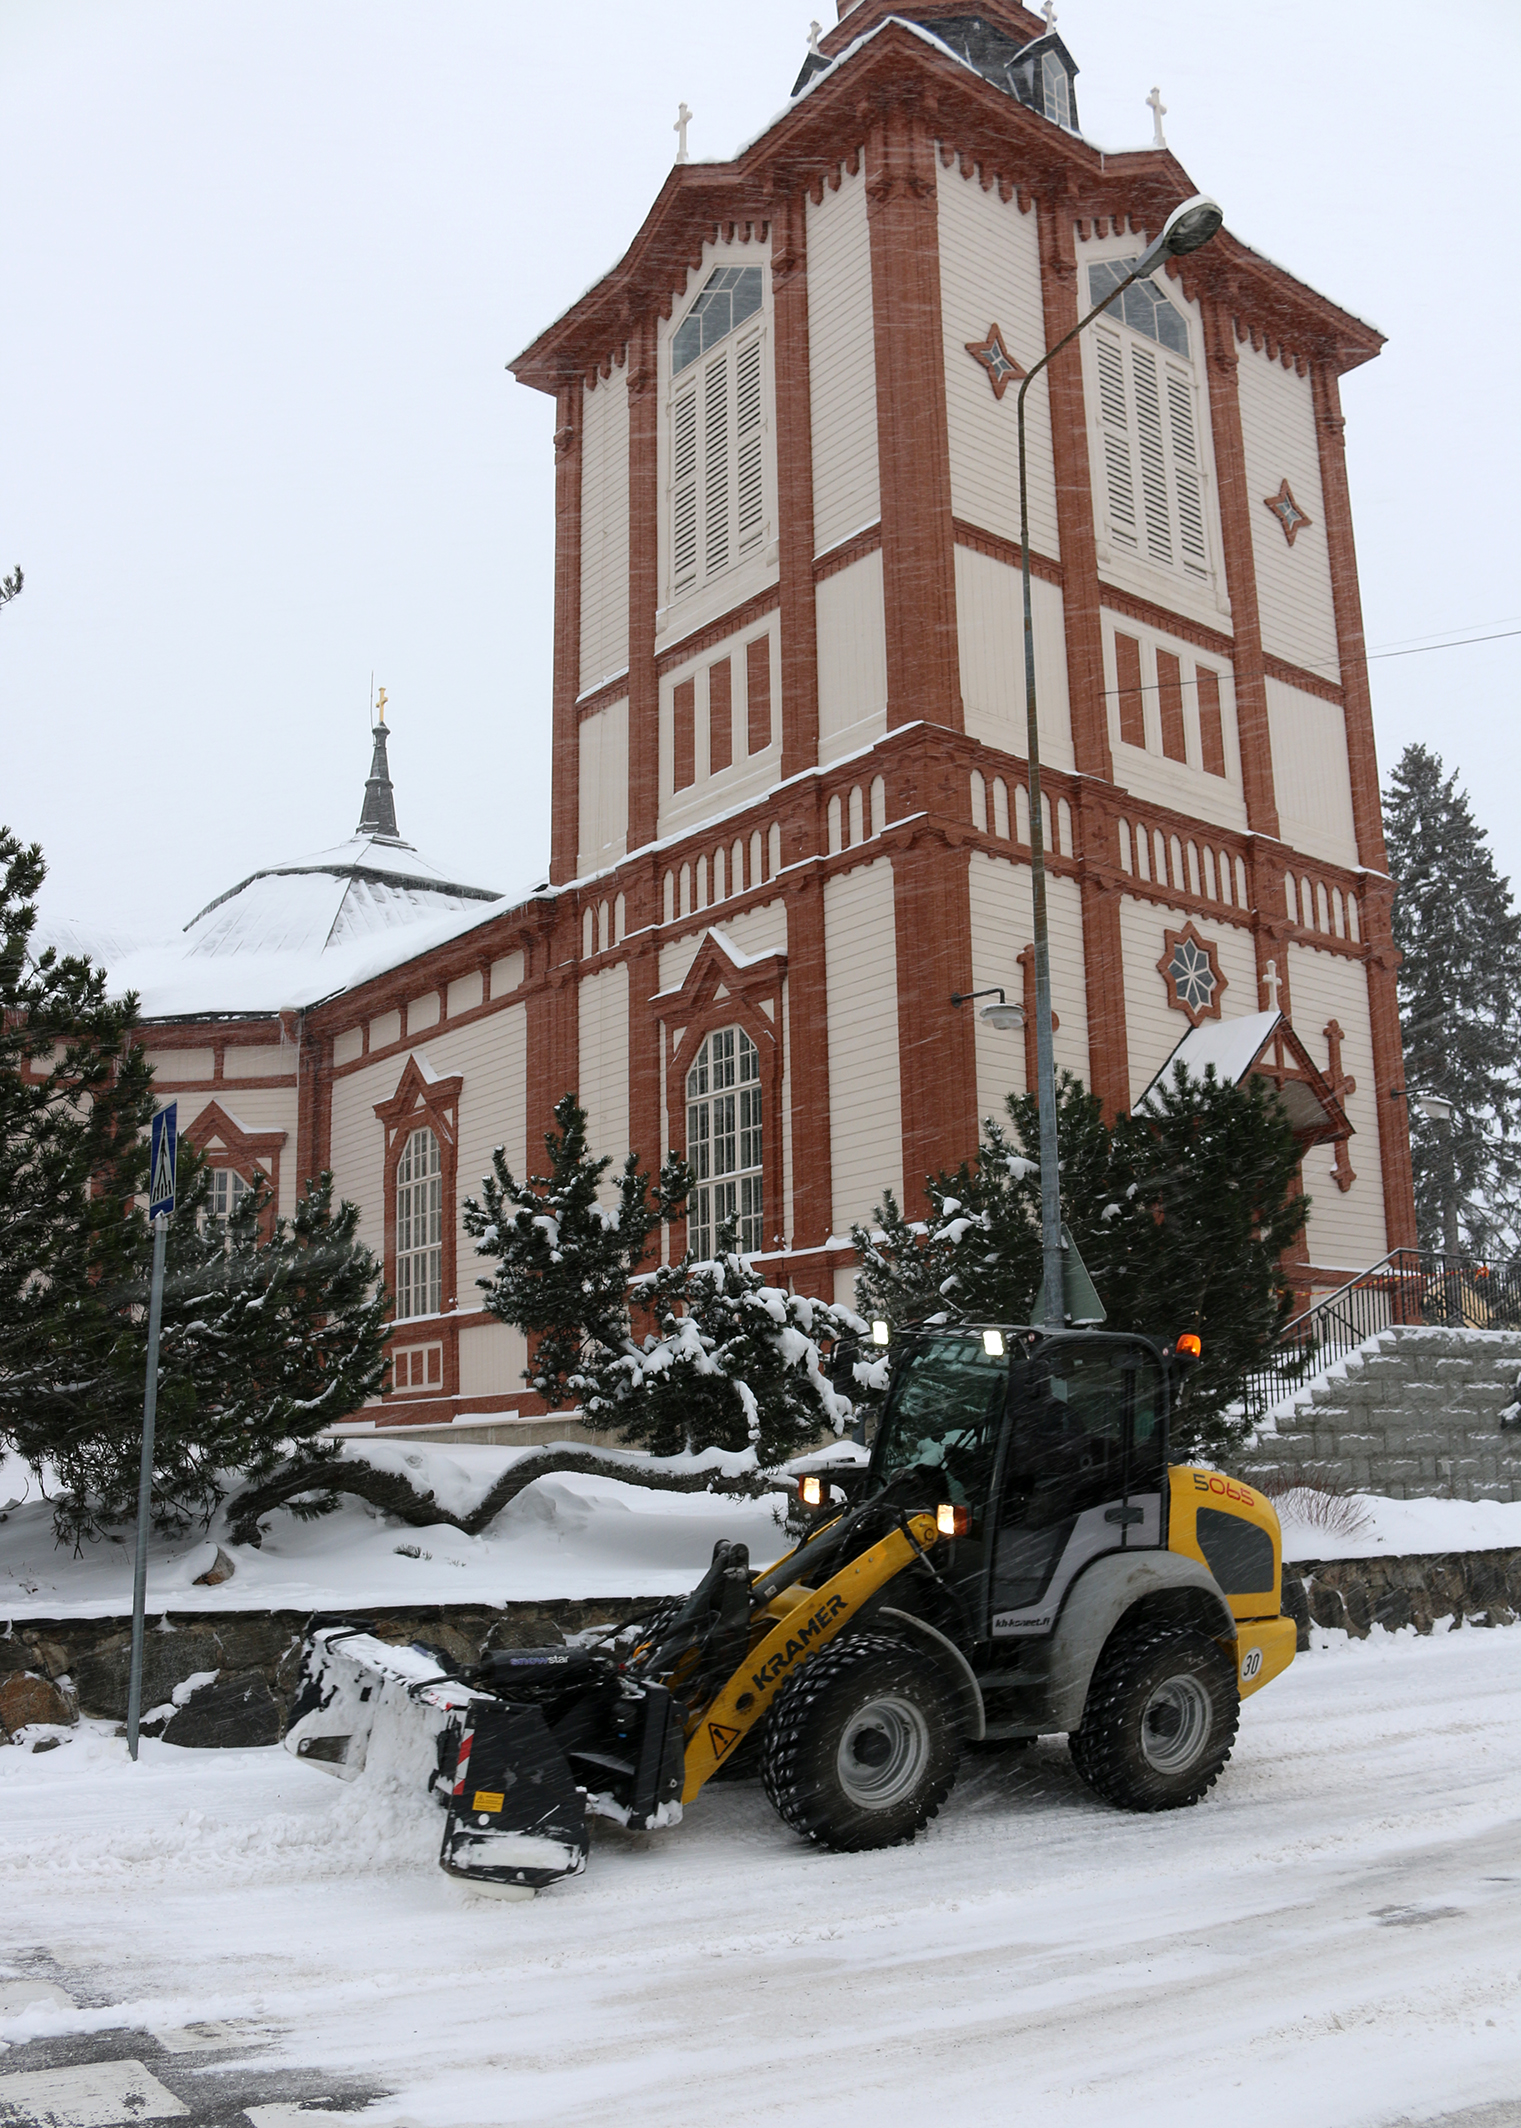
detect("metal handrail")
(1236, 1246), (1521, 1424)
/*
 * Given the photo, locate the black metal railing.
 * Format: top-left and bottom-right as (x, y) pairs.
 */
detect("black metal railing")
(1236, 1247), (1521, 1425)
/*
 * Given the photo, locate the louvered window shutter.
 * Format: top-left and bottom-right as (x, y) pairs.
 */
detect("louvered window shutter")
(1093, 318), (1211, 586)
(672, 390), (699, 592)
(670, 325), (766, 598)
(735, 337), (764, 554)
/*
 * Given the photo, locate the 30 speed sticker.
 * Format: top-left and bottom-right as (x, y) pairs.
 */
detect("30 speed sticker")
(1240, 1647), (1264, 1682)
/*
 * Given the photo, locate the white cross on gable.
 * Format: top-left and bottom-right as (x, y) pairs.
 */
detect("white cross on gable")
(1147, 85), (1168, 149)
(1042, 1), (1058, 28)
(1262, 959), (1282, 1011)
(673, 102), (692, 163)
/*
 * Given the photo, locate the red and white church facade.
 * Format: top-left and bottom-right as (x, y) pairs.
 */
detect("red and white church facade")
(114, 0), (1415, 1429)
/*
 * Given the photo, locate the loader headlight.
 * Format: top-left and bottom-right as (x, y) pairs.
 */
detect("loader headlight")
(871, 1319), (891, 1346)
(982, 1329), (1005, 1357)
(936, 1503), (971, 1537)
(800, 1474), (823, 1508)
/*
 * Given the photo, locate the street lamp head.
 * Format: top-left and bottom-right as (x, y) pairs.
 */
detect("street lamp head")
(1136, 194), (1224, 277)
(1415, 1093), (1454, 1124)
(980, 1000), (1026, 1032)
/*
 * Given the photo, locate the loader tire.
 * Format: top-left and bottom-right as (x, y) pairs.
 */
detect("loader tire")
(1068, 1624), (1239, 1813)
(761, 1632), (959, 1852)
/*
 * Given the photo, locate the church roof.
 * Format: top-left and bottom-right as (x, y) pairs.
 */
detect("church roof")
(1138, 1010), (1351, 1146)
(113, 717), (509, 1022)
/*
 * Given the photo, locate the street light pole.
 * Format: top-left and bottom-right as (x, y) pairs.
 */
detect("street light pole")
(1013, 194), (1223, 1326)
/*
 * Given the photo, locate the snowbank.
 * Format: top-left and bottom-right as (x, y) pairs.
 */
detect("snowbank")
(1278, 1489), (1521, 1562)
(0, 1442), (790, 1621)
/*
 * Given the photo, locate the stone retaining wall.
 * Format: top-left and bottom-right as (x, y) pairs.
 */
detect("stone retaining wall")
(5, 1557), (1518, 1748)
(1244, 1327), (1521, 1501)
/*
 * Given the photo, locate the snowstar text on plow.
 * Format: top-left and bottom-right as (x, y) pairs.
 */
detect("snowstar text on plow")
(284, 1323), (1295, 1897)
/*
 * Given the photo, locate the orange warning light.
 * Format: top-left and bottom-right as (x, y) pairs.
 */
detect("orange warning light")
(1175, 1332), (1203, 1361)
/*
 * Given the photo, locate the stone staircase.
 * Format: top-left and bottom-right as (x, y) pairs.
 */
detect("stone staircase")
(1243, 1326), (1521, 1502)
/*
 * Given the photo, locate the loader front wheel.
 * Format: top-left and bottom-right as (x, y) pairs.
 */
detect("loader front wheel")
(1068, 1624), (1239, 1812)
(761, 1633), (959, 1852)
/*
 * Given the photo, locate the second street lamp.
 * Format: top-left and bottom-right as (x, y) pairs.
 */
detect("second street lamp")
(1014, 194), (1224, 1327)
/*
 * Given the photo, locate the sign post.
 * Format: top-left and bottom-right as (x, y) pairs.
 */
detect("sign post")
(127, 1102), (176, 1762)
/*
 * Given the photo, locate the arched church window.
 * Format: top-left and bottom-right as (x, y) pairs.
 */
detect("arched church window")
(396, 1125), (443, 1319)
(1088, 257), (1211, 587)
(686, 1026), (763, 1258)
(670, 266), (767, 598)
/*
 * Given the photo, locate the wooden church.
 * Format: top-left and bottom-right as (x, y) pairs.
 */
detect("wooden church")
(115, 0), (1415, 1429)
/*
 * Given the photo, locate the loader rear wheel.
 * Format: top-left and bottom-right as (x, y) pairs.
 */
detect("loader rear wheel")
(761, 1633), (959, 1852)
(1068, 1624), (1239, 1813)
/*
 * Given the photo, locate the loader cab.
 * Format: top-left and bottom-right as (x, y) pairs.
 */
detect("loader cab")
(866, 1326), (1172, 1643)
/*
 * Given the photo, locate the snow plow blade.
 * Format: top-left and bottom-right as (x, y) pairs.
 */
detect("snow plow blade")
(284, 1622), (687, 1895)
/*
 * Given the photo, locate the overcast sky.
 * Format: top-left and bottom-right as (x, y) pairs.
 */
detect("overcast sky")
(4, 0), (1519, 944)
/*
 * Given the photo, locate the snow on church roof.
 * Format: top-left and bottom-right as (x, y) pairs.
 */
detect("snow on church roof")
(110, 720), (510, 1022)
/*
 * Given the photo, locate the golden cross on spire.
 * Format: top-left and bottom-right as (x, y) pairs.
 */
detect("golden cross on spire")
(375, 686), (388, 724)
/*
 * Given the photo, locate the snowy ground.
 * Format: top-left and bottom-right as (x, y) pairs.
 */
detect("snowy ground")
(3, 1624), (1519, 2128)
(4, 1438), (1519, 1625)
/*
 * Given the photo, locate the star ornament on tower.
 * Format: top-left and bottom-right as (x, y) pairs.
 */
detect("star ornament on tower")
(1158, 923), (1228, 1027)
(965, 324), (1025, 400)
(1264, 478), (1312, 545)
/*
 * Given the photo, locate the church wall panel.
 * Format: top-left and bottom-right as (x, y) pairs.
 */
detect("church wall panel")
(578, 963), (631, 1176)
(333, 1026), (364, 1069)
(712, 897), (789, 963)
(1265, 677), (1359, 869)
(966, 856), (1090, 1100)
(447, 970), (484, 1019)
(222, 1045), (288, 1079)
(143, 1049), (216, 1082)
(1286, 942), (1389, 1272)
(577, 695), (629, 876)
(823, 858), (901, 1236)
(1235, 343), (1340, 685)
(656, 619), (780, 844)
(816, 552), (887, 767)
(457, 1317), (530, 1399)
(937, 168), (1058, 561)
(808, 165), (880, 557)
(1098, 612), (1248, 836)
(578, 363), (630, 698)
(956, 549), (1074, 772)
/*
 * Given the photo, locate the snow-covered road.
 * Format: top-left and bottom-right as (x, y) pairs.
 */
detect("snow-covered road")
(3, 1626), (1519, 2128)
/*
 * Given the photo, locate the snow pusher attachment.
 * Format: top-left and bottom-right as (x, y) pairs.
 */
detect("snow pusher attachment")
(283, 1622), (686, 1893)
(286, 1324), (1300, 1890)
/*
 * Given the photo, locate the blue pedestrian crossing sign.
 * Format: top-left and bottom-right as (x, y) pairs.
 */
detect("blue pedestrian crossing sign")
(149, 1102), (178, 1220)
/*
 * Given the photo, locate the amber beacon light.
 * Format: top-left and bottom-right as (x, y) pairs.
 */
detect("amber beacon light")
(1175, 1333), (1203, 1361)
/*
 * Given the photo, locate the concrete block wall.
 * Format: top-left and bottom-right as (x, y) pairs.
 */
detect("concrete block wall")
(1244, 1327), (1521, 1502)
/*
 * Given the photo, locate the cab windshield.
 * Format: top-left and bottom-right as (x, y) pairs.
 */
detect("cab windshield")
(870, 1332), (1008, 1504)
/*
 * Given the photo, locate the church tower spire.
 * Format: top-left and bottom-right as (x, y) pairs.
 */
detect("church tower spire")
(357, 690), (401, 840)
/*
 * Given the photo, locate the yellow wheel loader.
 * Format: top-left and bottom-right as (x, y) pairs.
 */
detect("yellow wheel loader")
(284, 1325), (1294, 1895)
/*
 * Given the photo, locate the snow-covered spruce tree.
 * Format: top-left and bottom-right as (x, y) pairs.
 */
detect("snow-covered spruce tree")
(1384, 743), (1521, 1256)
(612, 1224), (859, 1462)
(9, 1147), (391, 1547)
(0, 834), (391, 1542)
(1104, 1065), (1309, 1459)
(464, 1092), (691, 1418)
(851, 1073), (1115, 1330)
(851, 1064), (1307, 1459)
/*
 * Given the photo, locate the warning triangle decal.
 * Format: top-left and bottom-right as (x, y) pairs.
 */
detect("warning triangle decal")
(150, 1127), (174, 1207)
(707, 1721), (742, 1760)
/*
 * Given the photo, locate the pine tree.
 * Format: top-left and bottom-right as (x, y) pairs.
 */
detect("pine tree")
(613, 1224), (860, 1462)
(464, 1092), (691, 1418)
(850, 1073), (1116, 1330)
(1383, 743), (1521, 1255)
(851, 1064), (1307, 1459)
(0, 828), (392, 1543)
